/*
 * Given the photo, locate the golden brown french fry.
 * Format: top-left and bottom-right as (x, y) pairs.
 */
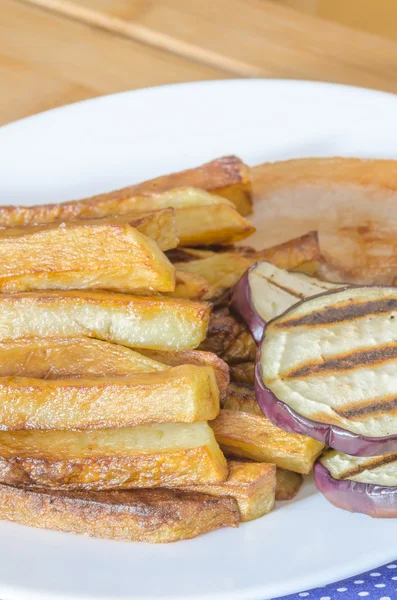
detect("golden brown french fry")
(0, 485), (239, 543)
(0, 291), (210, 351)
(0, 217), (176, 294)
(182, 460), (276, 522)
(167, 270), (209, 300)
(0, 364), (220, 430)
(138, 348), (230, 401)
(276, 469), (303, 501)
(0, 337), (166, 379)
(223, 382), (261, 415)
(210, 410), (324, 474)
(175, 253), (253, 300)
(0, 185), (254, 247)
(0, 422), (228, 490)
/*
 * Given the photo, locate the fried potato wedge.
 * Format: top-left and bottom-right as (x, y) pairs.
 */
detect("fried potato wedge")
(0, 484), (238, 543)
(0, 185), (255, 247)
(223, 382), (261, 415)
(167, 270), (209, 300)
(131, 155), (252, 215)
(0, 364), (220, 430)
(139, 349), (229, 401)
(229, 362), (255, 386)
(275, 469), (303, 501)
(210, 410), (324, 474)
(182, 460), (276, 522)
(200, 308), (256, 364)
(0, 337), (166, 378)
(0, 216), (176, 294)
(0, 422), (227, 490)
(175, 253), (253, 301)
(0, 291), (210, 350)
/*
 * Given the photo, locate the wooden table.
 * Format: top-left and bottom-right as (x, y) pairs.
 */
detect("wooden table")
(3, 0), (397, 126)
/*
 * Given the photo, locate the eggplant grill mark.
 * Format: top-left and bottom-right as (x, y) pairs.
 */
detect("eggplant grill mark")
(285, 344), (397, 379)
(274, 297), (397, 329)
(336, 396), (397, 420)
(252, 272), (304, 299)
(339, 453), (397, 480)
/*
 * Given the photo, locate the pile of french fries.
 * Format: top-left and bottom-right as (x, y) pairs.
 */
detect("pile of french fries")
(0, 157), (322, 543)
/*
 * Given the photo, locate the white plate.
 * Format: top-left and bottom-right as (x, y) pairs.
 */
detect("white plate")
(1, 79), (397, 600)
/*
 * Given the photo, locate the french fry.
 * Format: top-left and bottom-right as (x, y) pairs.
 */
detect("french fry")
(139, 349), (229, 401)
(0, 337), (166, 379)
(210, 410), (324, 474)
(0, 484), (239, 543)
(167, 270), (209, 300)
(0, 422), (228, 490)
(0, 364), (220, 430)
(276, 469), (303, 501)
(182, 460), (276, 522)
(223, 382), (261, 415)
(0, 216), (176, 294)
(200, 308), (242, 357)
(0, 186), (255, 247)
(0, 291), (210, 350)
(175, 253), (253, 300)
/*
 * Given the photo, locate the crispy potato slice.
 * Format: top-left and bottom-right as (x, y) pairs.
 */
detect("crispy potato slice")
(0, 422), (227, 490)
(0, 217), (175, 294)
(200, 308), (256, 364)
(0, 337), (166, 378)
(0, 484), (238, 543)
(167, 270), (209, 300)
(175, 202), (255, 246)
(131, 155), (253, 216)
(0, 291), (210, 350)
(229, 362), (255, 386)
(0, 186), (254, 247)
(276, 469), (303, 501)
(139, 349), (229, 401)
(210, 410), (324, 474)
(224, 382), (261, 415)
(175, 253), (253, 300)
(0, 364), (220, 430)
(182, 460), (276, 522)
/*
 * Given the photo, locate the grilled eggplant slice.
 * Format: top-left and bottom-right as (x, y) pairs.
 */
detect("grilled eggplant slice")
(182, 460), (276, 522)
(0, 291), (210, 350)
(0, 422), (227, 489)
(0, 215), (176, 294)
(0, 484), (238, 543)
(230, 260), (344, 343)
(210, 410), (324, 474)
(257, 286), (397, 455)
(0, 364), (220, 430)
(315, 449), (397, 517)
(138, 349), (229, 401)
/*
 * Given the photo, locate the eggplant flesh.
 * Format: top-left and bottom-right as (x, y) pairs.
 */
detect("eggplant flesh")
(248, 261), (343, 324)
(260, 286), (397, 439)
(315, 450), (397, 518)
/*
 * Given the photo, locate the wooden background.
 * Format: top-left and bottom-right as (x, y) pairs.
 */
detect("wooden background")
(3, 0), (397, 126)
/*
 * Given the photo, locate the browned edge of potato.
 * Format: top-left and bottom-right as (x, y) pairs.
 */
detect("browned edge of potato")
(0, 484), (239, 543)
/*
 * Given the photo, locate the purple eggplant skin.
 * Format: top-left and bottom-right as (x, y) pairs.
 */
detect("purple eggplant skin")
(255, 308), (397, 457)
(229, 269), (265, 344)
(314, 462), (397, 518)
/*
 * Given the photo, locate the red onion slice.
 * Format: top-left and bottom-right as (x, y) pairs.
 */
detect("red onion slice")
(314, 461), (397, 518)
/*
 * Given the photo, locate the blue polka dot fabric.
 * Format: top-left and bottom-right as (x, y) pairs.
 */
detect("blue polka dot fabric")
(275, 561), (397, 600)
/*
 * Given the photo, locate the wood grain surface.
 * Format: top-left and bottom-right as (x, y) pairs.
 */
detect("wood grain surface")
(3, 0), (397, 125)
